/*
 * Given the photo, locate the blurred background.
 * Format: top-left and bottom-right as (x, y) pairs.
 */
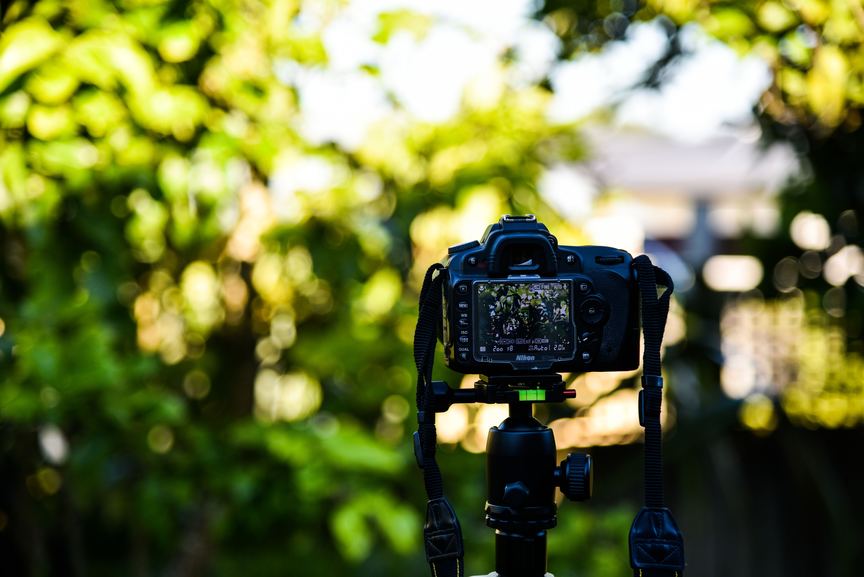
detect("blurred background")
(1, 0), (863, 576)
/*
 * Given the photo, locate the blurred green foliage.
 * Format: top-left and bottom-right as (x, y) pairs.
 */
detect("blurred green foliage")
(6, 0), (861, 575)
(538, 0), (864, 133)
(0, 2), (631, 576)
(647, 0), (864, 132)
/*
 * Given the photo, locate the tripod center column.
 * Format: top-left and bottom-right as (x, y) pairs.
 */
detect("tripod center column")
(485, 403), (558, 577)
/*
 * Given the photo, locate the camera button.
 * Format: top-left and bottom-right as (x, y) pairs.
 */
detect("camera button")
(458, 318), (469, 327)
(581, 351), (593, 363)
(457, 301), (469, 310)
(458, 336), (469, 344)
(580, 297), (607, 325)
(458, 284), (469, 295)
(459, 351), (469, 361)
(577, 282), (591, 294)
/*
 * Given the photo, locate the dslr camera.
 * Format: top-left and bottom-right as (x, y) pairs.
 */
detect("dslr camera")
(440, 215), (640, 374)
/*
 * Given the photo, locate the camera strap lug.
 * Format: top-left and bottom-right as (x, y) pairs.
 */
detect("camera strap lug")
(629, 507), (685, 577)
(424, 497), (465, 577)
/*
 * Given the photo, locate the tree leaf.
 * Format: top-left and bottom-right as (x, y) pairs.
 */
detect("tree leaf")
(0, 18), (64, 93)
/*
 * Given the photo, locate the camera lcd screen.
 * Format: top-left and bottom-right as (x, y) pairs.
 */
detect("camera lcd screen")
(474, 280), (575, 363)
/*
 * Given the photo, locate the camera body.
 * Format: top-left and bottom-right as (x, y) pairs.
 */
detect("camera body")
(440, 215), (640, 374)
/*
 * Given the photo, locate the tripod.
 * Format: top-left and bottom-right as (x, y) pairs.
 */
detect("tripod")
(425, 375), (592, 577)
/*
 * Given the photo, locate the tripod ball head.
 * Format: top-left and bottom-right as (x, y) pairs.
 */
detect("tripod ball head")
(558, 452), (593, 502)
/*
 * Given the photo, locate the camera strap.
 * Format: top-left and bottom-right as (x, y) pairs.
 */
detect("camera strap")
(629, 255), (685, 576)
(413, 263), (465, 577)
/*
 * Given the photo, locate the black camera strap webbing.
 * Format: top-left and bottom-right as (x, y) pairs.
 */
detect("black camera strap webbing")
(630, 255), (685, 577)
(413, 263), (465, 577)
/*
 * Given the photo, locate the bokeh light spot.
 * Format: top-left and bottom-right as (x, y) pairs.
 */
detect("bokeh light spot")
(147, 425), (175, 454)
(790, 211), (830, 251)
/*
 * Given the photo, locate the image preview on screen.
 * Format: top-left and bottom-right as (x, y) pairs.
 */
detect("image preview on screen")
(474, 280), (575, 362)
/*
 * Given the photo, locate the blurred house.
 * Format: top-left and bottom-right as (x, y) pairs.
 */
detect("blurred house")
(584, 125), (799, 274)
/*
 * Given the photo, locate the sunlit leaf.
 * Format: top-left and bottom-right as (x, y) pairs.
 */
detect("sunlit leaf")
(704, 8), (757, 39)
(807, 44), (849, 126)
(779, 29), (814, 68)
(27, 104), (77, 140)
(181, 261), (223, 333)
(0, 90), (31, 128)
(126, 188), (170, 262)
(374, 10), (434, 44)
(757, 1), (799, 32)
(648, 0), (701, 23)
(374, 498), (420, 553)
(330, 492), (420, 562)
(157, 154), (191, 202)
(779, 67), (809, 104)
(791, 0), (832, 25)
(331, 498), (373, 561)
(129, 85), (208, 140)
(157, 21), (202, 63)
(822, 3), (859, 44)
(28, 138), (99, 175)
(66, 31), (157, 95)
(354, 268), (402, 322)
(25, 62), (80, 105)
(319, 424), (404, 475)
(0, 18), (64, 92)
(73, 90), (127, 137)
(264, 427), (314, 465)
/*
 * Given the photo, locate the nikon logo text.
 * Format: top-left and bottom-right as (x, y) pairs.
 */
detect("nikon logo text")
(516, 354), (536, 361)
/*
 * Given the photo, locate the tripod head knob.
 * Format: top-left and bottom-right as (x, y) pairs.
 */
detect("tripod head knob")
(558, 452), (593, 502)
